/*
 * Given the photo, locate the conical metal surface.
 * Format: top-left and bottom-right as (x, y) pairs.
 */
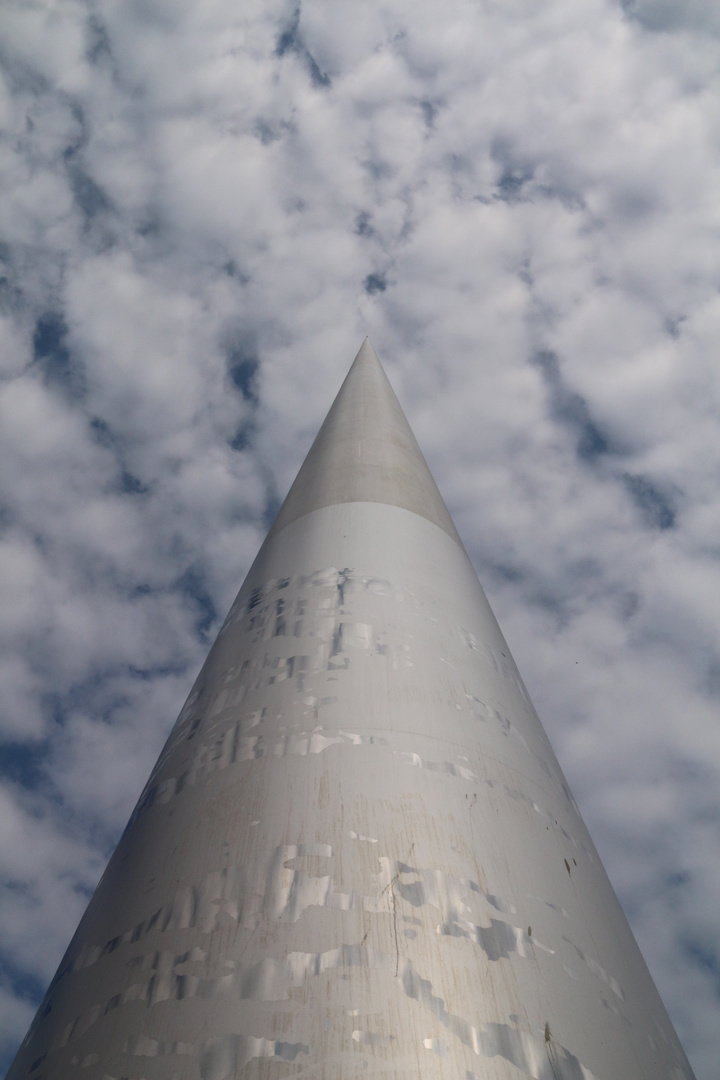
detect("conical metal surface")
(8, 342), (694, 1080)
(264, 339), (462, 546)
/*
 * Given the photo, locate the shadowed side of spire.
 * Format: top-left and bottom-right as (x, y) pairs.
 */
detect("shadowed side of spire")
(265, 339), (464, 548)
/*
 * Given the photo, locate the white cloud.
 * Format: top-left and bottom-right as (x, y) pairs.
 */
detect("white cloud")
(1, 0), (720, 1076)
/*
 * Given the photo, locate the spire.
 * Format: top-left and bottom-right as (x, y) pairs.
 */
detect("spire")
(7, 342), (695, 1080)
(266, 338), (463, 547)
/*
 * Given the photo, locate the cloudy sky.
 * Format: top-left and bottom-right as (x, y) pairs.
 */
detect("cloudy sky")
(2, 0), (720, 1075)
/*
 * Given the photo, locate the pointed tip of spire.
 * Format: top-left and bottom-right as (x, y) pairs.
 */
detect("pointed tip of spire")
(347, 336), (382, 376)
(355, 335), (377, 359)
(265, 340), (464, 548)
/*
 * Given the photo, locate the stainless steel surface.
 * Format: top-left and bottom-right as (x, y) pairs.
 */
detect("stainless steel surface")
(8, 341), (695, 1079)
(262, 338), (463, 548)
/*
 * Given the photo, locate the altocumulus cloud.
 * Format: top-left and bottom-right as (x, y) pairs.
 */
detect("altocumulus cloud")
(1, 0), (720, 1075)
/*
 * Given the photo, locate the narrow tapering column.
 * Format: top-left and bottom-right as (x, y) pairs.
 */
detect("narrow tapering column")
(9, 341), (694, 1080)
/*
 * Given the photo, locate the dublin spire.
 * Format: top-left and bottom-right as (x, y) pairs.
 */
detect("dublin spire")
(9, 340), (694, 1080)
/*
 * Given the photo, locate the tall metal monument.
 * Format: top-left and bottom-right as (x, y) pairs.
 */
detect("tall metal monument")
(9, 341), (694, 1080)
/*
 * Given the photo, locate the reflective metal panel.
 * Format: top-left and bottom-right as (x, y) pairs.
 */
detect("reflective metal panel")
(8, 343), (695, 1080)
